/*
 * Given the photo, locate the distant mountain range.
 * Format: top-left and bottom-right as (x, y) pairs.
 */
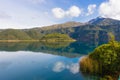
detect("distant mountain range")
(0, 17), (120, 43)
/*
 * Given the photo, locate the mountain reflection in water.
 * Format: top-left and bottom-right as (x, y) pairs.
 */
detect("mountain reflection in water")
(0, 51), (83, 80)
(0, 41), (103, 57)
(0, 41), (108, 80)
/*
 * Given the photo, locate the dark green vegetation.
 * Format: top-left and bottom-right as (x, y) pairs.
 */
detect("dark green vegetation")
(80, 34), (120, 80)
(0, 17), (120, 42)
(40, 33), (75, 42)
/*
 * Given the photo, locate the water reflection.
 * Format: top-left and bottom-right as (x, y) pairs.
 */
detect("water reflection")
(53, 61), (79, 74)
(0, 51), (83, 80)
(0, 41), (107, 80)
(0, 61), (12, 69)
(0, 41), (103, 57)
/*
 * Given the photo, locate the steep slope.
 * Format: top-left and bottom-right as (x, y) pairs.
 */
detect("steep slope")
(70, 17), (120, 42)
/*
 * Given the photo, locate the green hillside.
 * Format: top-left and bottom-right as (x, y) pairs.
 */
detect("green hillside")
(26, 30), (43, 39)
(40, 33), (75, 42)
(0, 29), (31, 40)
(0, 17), (120, 43)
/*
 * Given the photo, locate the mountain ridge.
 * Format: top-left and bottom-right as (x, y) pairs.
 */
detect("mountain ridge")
(88, 17), (120, 25)
(0, 17), (120, 43)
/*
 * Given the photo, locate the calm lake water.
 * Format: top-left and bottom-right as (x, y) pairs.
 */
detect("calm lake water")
(0, 41), (104, 80)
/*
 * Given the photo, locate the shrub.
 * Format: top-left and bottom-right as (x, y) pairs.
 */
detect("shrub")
(80, 56), (99, 74)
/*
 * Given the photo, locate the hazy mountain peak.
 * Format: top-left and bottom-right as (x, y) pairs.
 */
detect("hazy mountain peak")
(88, 17), (120, 25)
(88, 17), (105, 24)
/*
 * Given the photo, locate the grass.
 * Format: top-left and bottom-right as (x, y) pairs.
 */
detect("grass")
(80, 56), (99, 74)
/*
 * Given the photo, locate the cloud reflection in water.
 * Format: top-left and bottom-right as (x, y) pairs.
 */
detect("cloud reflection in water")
(53, 61), (79, 74)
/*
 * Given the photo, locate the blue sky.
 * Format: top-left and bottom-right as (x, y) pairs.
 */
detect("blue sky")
(0, 0), (119, 29)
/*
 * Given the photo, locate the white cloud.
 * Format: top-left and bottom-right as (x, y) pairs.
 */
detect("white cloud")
(52, 8), (65, 19)
(52, 6), (82, 19)
(86, 4), (96, 16)
(0, 0), (55, 29)
(67, 6), (82, 17)
(99, 0), (120, 20)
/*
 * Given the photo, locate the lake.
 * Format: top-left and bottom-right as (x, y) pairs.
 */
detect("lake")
(0, 41), (104, 80)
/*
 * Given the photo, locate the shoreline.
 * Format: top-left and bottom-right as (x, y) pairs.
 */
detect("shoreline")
(0, 39), (76, 42)
(0, 40), (39, 42)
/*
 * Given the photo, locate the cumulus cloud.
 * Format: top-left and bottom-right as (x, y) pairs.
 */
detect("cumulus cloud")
(99, 0), (120, 20)
(67, 6), (82, 17)
(86, 4), (96, 16)
(52, 6), (82, 19)
(52, 8), (65, 19)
